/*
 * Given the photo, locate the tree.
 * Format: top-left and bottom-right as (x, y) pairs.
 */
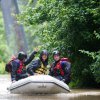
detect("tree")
(17, 0), (100, 87)
(0, 10), (8, 74)
(1, 0), (28, 54)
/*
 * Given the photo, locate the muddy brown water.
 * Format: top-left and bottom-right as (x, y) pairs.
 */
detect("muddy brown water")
(0, 75), (100, 100)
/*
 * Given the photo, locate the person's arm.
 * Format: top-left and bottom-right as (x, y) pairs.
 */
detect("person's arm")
(61, 61), (71, 83)
(27, 59), (40, 75)
(24, 51), (37, 66)
(11, 61), (19, 82)
(49, 62), (55, 76)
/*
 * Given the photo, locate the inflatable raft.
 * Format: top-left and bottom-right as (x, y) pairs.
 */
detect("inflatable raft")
(9, 75), (70, 94)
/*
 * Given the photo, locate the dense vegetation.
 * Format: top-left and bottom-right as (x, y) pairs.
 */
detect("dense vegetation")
(0, 0), (100, 88)
(0, 11), (9, 74)
(17, 0), (100, 87)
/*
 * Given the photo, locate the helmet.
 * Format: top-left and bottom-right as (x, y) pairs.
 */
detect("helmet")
(40, 50), (48, 60)
(18, 51), (27, 61)
(53, 50), (60, 56)
(40, 50), (48, 56)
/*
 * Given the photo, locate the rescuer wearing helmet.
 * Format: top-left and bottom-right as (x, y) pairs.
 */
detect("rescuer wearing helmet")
(49, 50), (71, 84)
(27, 50), (49, 75)
(11, 50), (37, 82)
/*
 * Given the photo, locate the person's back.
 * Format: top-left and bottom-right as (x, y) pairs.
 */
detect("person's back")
(11, 59), (25, 81)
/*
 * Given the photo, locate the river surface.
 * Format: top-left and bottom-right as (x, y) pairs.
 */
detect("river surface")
(0, 75), (100, 100)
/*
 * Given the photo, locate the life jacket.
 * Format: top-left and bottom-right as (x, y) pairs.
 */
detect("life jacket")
(53, 58), (70, 76)
(35, 62), (47, 74)
(17, 61), (25, 74)
(53, 62), (64, 76)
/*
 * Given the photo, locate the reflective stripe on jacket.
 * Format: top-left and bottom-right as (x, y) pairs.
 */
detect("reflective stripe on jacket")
(35, 62), (47, 74)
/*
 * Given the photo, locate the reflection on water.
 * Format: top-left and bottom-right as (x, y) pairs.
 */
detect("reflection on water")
(0, 75), (100, 100)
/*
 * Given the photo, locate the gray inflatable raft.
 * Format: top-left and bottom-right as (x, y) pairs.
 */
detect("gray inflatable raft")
(9, 75), (70, 94)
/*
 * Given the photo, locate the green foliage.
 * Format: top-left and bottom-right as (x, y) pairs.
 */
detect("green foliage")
(91, 53), (100, 83)
(79, 32), (100, 83)
(0, 62), (6, 74)
(17, 0), (100, 87)
(80, 50), (100, 84)
(79, 50), (96, 59)
(0, 11), (10, 74)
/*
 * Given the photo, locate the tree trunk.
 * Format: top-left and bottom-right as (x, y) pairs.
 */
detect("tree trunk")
(12, 0), (28, 53)
(0, 0), (28, 54)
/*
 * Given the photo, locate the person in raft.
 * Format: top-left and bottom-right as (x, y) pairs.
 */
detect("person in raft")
(49, 50), (71, 84)
(27, 50), (49, 75)
(11, 50), (37, 82)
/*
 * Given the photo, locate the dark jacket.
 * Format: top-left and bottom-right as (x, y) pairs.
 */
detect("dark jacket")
(27, 59), (48, 75)
(11, 51), (37, 81)
(49, 60), (71, 84)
